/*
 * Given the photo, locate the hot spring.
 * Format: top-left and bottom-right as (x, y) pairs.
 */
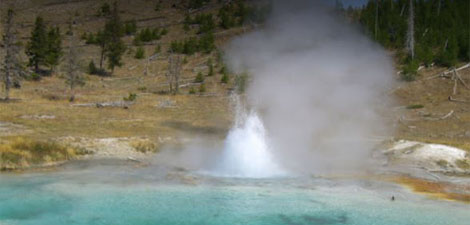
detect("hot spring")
(1, 163), (469, 225)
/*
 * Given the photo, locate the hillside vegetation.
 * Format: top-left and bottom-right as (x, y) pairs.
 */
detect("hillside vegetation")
(0, 0), (469, 170)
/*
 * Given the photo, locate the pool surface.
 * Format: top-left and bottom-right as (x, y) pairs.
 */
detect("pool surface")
(0, 163), (468, 225)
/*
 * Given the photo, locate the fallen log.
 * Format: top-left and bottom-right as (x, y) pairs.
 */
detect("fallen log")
(454, 69), (470, 89)
(72, 101), (134, 108)
(426, 63), (470, 80)
(448, 96), (470, 103)
(453, 74), (458, 95)
(442, 63), (470, 76)
(401, 110), (454, 122)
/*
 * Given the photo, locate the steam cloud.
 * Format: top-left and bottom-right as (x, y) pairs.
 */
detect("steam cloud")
(224, 0), (395, 174)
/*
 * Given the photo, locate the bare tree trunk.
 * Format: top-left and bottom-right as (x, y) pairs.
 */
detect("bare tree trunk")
(2, 9), (23, 101)
(4, 70), (11, 100)
(167, 54), (181, 94)
(437, 0), (441, 16)
(99, 46), (105, 69)
(65, 20), (83, 102)
(400, 4), (406, 17)
(375, 0), (378, 40)
(407, 0), (415, 59)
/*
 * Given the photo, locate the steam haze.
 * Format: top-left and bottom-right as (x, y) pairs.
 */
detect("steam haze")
(225, 0), (395, 173)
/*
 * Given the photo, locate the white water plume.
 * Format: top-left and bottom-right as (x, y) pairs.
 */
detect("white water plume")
(212, 96), (285, 178)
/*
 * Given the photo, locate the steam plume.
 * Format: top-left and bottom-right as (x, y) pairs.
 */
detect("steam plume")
(224, 0), (395, 174)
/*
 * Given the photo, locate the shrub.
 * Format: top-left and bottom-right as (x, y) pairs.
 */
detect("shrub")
(88, 60), (97, 74)
(436, 160), (448, 168)
(406, 104), (424, 109)
(154, 2), (161, 11)
(154, 44), (161, 54)
(97, 2), (111, 17)
(189, 87), (196, 94)
(124, 20), (137, 35)
(130, 139), (159, 153)
(401, 60), (419, 81)
(199, 84), (206, 93)
(195, 72), (204, 83)
(87, 60), (108, 76)
(219, 66), (227, 74)
(208, 63), (214, 76)
(30, 72), (41, 81)
(221, 73), (229, 84)
(135, 47), (145, 59)
(134, 27), (162, 44)
(168, 33), (215, 55)
(123, 93), (137, 102)
(198, 33), (215, 53)
(85, 32), (96, 44)
(456, 159), (470, 170)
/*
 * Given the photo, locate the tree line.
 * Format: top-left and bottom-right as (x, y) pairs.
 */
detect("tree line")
(355, 0), (469, 80)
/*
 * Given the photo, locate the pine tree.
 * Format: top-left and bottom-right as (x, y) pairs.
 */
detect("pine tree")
(45, 26), (63, 71)
(26, 16), (48, 73)
(95, 30), (107, 69)
(135, 47), (145, 59)
(1, 9), (25, 100)
(195, 72), (204, 83)
(105, 2), (126, 74)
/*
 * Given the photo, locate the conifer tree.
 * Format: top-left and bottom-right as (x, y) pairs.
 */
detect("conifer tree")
(95, 30), (107, 69)
(45, 26), (63, 71)
(26, 16), (48, 73)
(105, 2), (126, 74)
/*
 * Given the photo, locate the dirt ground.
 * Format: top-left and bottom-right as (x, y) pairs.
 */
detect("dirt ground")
(393, 64), (470, 151)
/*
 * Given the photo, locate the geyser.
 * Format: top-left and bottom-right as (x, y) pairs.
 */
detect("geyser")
(213, 97), (284, 178)
(224, 0), (395, 174)
(157, 0), (395, 177)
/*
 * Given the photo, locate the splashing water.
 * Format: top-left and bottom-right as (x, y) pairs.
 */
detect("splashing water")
(212, 96), (285, 178)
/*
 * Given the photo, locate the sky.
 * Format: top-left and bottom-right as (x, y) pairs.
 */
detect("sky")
(341, 0), (369, 7)
(327, 0), (369, 8)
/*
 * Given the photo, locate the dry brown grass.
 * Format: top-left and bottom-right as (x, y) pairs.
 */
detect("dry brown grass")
(0, 137), (79, 170)
(394, 65), (470, 152)
(0, 0), (235, 144)
(130, 139), (159, 153)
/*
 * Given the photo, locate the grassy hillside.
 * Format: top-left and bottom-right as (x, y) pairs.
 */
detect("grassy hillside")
(0, 0), (469, 171)
(0, 0), (251, 169)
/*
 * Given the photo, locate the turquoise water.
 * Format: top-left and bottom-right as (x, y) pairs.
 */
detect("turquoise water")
(0, 165), (469, 225)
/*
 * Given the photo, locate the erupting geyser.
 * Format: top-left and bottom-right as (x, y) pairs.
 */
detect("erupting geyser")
(159, 0), (395, 177)
(214, 97), (284, 178)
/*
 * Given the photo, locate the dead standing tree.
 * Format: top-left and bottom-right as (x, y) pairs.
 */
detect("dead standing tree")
(166, 54), (182, 94)
(1, 9), (24, 101)
(64, 21), (84, 102)
(406, 0), (415, 59)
